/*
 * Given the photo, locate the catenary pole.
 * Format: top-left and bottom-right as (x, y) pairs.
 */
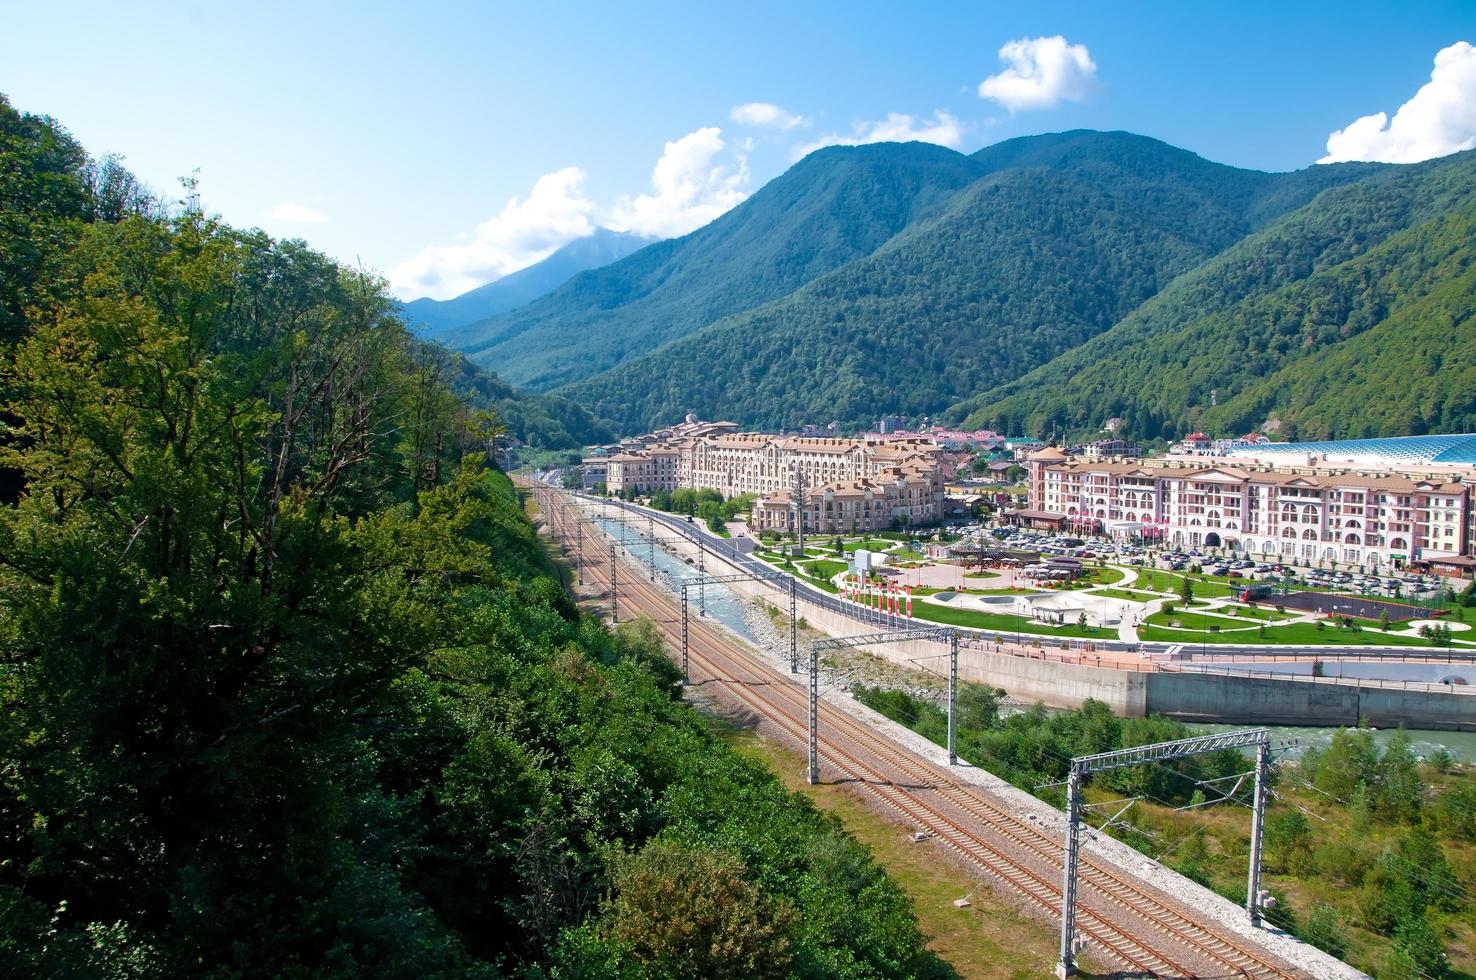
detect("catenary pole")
(948, 629), (959, 765)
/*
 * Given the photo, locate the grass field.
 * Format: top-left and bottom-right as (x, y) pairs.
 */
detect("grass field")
(842, 539), (897, 553)
(1090, 587), (1159, 603)
(1078, 565), (1125, 586)
(1146, 609), (1262, 631)
(909, 599), (1108, 639)
(799, 558), (848, 580)
(1214, 604), (1299, 622)
(1136, 622), (1444, 646)
(1133, 571), (1238, 599)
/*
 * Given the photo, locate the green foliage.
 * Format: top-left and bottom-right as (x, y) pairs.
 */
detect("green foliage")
(1386, 914), (1451, 979)
(603, 842), (795, 980)
(0, 109), (947, 977)
(1301, 903), (1350, 960)
(853, 688), (1239, 805)
(435, 344), (614, 450)
(1264, 811), (1311, 873)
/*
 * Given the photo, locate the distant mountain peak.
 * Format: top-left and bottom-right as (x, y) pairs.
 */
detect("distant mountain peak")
(401, 228), (655, 337)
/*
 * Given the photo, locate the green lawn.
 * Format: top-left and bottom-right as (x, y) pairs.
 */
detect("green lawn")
(841, 539), (896, 553)
(913, 585), (1037, 597)
(1079, 566), (1125, 586)
(909, 599), (1109, 639)
(800, 558), (848, 579)
(1137, 621), (1444, 646)
(1146, 610), (1260, 631)
(1214, 603), (1299, 622)
(1133, 571), (1238, 599)
(1090, 588), (1159, 603)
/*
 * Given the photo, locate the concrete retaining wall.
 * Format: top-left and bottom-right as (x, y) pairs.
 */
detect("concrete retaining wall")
(1145, 672), (1474, 730)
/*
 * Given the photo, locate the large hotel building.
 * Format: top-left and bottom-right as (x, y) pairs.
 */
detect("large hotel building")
(594, 418), (946, 532)
(1021, 434), (1476, 571)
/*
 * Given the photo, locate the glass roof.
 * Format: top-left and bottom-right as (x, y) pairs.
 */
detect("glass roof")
(1226, 434), (1476, 465)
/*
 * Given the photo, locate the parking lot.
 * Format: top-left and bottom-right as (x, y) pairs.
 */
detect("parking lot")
(980, 526), (1450, 603)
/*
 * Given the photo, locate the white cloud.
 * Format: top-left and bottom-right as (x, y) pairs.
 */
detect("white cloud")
(268, 201), (329, 224)
(793, 111), (965, 159)
(978, 35), (1097, 112)
(1319, 41), (1476, 164)
(730, 101), (808, 130)
(608, 127), (751, 238)
(389, 167), (596, 300)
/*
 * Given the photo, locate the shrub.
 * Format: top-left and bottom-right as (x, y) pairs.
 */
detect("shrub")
(1301, 903), (1350, 959)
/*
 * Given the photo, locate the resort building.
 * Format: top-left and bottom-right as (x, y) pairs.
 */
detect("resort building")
(604, 446), (681, 494)
(595, 419), (947, 531)
(680, 433), (945, 533)
(1021, 434), (1476, 569)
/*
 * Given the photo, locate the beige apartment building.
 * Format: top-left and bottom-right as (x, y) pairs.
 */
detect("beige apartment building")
(600, 424), (946, 531)
(604, 446), (681, 494)
(1023, 435), (1476, 569)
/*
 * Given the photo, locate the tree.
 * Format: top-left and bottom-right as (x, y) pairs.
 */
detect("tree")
(1179, 576), (1194, 606)
(1375, 729), (1423, 822)
(1387, 915), (1450, 979)
(605, 843), (795, 980)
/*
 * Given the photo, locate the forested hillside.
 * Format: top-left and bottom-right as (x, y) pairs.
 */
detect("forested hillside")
(444, 142), (991, 389)
(952, 149), (1476, 441)
(558, 134), (1380, 433)
(431, 348), (615, 451)
(0, 96), (947, 978)
(402, 228), (652, 338)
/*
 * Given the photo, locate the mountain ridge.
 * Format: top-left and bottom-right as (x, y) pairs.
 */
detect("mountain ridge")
(547, 131), (1388, 432)
(949, 149), (1476, 441)
(401, 227), (652, 337)
(442, 141), (992, 388)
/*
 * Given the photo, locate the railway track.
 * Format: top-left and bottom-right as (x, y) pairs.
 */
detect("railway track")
(528, 484), (1308, 979)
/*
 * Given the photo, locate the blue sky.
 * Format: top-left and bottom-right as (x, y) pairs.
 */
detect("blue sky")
(4, 1), (1474, 299)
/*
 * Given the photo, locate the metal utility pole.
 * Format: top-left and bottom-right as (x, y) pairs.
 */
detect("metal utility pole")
(647, 515), (656, 582)
(1247, 739), (1272, 925)
(1055, 727), (1284, 977)
(697, 534), (706, 615)
(680, 589), (689, 684)
(807, 628), (952, 785)
(575, 518), (584, 585)
(948, 630), (959, 765)
(1058, 768), (1084, 980)
(789, 575), (798, 673)
(807, 639), (820, 784)
(609, 543), (618, 623)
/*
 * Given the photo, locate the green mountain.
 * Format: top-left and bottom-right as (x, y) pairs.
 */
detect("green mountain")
(557, 133), (1382, 432)
(432, 346), (615, 450)
(443, 141), (991, 389)
(950, 149), (1476, 441)
(401, 227), (652, 337)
